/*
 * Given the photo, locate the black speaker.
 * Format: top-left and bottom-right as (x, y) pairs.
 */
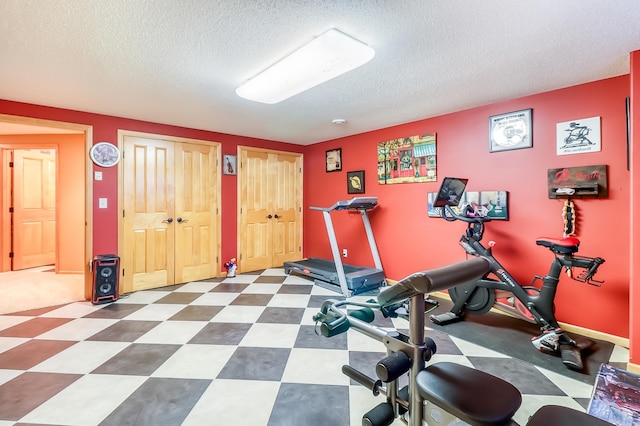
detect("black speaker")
(91, 254), (120, 305)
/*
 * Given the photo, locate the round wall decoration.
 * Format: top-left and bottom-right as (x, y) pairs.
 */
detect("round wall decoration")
(90, 142), (121, 167)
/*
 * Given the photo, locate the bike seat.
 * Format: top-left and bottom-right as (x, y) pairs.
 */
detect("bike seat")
(416, 362), (521, 425)
(536, 237), (580, 254)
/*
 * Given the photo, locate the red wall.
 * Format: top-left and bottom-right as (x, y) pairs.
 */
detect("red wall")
(0, 100), (304, 267)
(0, 74), (632, 342)
(304, 76), (630, 339)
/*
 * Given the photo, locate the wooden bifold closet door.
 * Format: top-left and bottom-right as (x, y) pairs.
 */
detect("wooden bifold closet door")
(238, 147), (302, 272)
(121, 133), (220, 293)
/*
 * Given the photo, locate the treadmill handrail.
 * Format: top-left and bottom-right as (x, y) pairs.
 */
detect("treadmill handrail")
(310, 197), (378, 212)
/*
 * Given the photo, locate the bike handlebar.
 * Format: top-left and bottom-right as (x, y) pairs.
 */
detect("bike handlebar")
(442, 205), (492, 224)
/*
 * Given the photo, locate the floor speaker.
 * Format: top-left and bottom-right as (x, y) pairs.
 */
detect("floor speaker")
(91, 254), (120, 305)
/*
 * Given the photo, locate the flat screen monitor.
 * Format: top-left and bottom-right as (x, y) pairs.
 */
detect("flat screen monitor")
(433, 177), (468, 207)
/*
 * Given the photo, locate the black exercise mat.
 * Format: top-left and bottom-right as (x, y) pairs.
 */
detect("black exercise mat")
(425, 296), (614, 384)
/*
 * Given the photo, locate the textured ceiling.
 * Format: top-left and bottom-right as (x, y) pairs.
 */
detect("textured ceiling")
(1, 1), (639, 144)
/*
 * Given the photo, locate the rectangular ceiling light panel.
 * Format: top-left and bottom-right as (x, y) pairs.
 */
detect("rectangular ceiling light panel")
(236, 28), (375, 104)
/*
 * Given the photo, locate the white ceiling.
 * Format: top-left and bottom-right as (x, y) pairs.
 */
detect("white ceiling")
(1, 1), (639, 144)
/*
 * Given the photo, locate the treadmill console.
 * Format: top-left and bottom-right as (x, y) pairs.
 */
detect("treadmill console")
(335, 197), (378, 211)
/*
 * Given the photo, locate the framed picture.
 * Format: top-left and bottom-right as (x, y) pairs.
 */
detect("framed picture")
(326, 148), (342, 172)
(223, 154), (237, 175)
(347, 170), (365, 194)
(489, 108), (533, 152)
(556, 116), (601, 156)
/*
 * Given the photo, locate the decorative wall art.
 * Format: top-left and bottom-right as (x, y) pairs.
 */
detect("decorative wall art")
(489, 109), (533, 152)
(428, 190), (509, 220)
(377, 133), (436, 184)
(326, 148), (342, 172)
(556, 116), (601, 156)
(546, 164), (607, 199)
(347, 170), (365, 194)
(223, 154), (237, 175)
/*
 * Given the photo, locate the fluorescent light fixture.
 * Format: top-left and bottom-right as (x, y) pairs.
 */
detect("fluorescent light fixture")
(236, 28), (375, 104)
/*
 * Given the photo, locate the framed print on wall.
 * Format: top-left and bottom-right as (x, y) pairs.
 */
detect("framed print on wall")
(347, 170), (365, 194)
(223, 154), (237, 175)
(489, 108), (532, 152)
(326, 148), (342, 172)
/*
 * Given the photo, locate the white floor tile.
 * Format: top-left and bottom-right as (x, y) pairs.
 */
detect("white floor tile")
(190, 292), (239, 306)
(40, 302), (103, 318)
(0, 369), (22, 386)
(29, 341), (130, 374)
(281, 347), (350, 385)
(182, 379), (280, 426)
(0, 336), (29, 354)
(174, 281), (218, 293)
(347, 328), (388, 352)
(122, 303), (185, 321)
(261, 268), (288, 276)
(152, 344), (236, 379)
(19, 374), (146, 426)
(534, 365), (596, 398)
(221, 275), (261, 284)
(116, 290), (170, 304)
(0, 315), (31, 331)
(283, 275), (317, 284)
(267, 293), (311, 308)
(135, 321), (208, 344)
(242, 283), (282, 294)
(209, 305), (265, 323)
(35, 318), (119, 341)
(239, 323), (300, 348)
(609, 344), (630, 363)
(449, 335), (511, 358)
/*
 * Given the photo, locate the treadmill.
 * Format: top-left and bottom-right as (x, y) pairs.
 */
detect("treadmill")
(284, 197), (386, 297)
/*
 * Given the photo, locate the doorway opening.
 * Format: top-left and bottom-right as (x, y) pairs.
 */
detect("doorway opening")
(0, 114), (92, 314)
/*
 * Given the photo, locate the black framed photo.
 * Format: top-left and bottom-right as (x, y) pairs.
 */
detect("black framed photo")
(347, 170), (365, 194)
(489, 108), (533, 152)
(326, 148), (342, 172)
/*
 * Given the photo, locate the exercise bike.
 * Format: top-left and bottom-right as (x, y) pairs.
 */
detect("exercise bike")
(429, 178), (605, 371)
(313, 257), (612, 426)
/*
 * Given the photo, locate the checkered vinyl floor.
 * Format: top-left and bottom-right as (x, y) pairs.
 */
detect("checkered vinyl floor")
(0, 268), (629, 425)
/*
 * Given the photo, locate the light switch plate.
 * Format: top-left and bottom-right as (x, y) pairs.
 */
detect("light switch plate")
(98, 198), (108, 209)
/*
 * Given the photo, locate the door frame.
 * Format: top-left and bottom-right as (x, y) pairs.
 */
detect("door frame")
(0, 113), (93, 296)
(117, 129), (223, 290)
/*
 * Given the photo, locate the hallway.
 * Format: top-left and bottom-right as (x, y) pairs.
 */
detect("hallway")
(0, 266), (84, 315)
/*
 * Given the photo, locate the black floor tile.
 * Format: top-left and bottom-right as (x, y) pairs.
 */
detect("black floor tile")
(86, 320), (161, 342)
(168, 305), (224, 321)
(91, 343), (181, 376)
(188, 322), (252, 345)
(99, 378), (210, 426)
(218, 347), (291, 381)
(0, 372), (82, 421)
(268, 383), (350, 426)
(257, 307), (305, 324)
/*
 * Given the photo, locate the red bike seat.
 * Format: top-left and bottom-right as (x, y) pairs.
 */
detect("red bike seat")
(536, 237), (580, 254)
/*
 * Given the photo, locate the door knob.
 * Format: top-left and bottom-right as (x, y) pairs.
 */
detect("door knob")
(162, 217), (173, 223)
(177, 217), (188, 223)
(267, 214), (273, 219)
(274, 214), (280, 219)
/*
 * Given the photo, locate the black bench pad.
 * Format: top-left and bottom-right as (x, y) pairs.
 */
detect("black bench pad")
(416, 362), (521, 425)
